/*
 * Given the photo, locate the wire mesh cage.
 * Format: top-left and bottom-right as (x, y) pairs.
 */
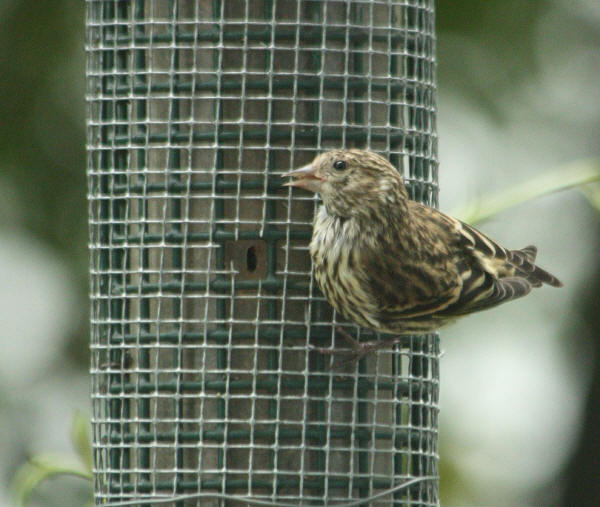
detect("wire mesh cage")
(87, 0), (439, 505)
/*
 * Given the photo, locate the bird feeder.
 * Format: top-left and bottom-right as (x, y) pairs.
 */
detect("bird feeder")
(87, 0), (439, 504)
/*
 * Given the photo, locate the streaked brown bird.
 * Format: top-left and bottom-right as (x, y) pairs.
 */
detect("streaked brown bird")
(283, 149), (562, 359)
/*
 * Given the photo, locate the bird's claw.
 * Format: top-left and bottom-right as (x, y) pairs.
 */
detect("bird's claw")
(311, 326), (381, 368)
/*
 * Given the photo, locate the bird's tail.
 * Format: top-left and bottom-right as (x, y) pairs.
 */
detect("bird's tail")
(511, 245), (563, 288)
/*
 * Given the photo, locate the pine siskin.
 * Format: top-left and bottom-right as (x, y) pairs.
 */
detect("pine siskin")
(283, 150), (562, 359)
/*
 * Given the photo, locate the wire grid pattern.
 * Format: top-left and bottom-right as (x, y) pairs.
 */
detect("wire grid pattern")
(87, 0), (439, 505)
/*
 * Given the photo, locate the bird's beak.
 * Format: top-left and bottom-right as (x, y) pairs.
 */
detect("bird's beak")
(281, 163), (323, 193)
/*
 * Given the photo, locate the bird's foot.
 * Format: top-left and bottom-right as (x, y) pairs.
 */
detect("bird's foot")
(313, 326), (398, 367)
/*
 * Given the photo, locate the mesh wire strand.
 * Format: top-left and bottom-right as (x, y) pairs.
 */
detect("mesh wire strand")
(87, 0), (439, 505)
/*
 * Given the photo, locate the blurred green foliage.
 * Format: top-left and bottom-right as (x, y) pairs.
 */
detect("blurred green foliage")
(438, 0), (600, 121)
(0, 1), (88, 363)
(0, 1), (85, 253)
(437, 1), (549, 118)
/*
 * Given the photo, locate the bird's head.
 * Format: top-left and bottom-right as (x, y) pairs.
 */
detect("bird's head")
(283, 149), (408, 218)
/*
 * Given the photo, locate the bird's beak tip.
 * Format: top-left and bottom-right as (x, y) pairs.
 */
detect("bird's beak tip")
(281, 163), (316, 179)
(280, 163), (322, 192)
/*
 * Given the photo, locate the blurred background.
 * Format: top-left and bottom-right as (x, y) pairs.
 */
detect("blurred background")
(0, 0), (597, 505)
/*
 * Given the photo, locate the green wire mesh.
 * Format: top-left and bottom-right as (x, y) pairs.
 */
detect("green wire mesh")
(87, 0), (439, 505)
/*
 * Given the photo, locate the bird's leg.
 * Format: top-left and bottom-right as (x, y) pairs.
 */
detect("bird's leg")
(313, 326), (402, 366)
(313, 326), (374, 361)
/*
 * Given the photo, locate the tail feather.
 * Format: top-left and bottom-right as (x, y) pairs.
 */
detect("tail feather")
(510, 245), (563, 288)
(455, 217), (563, 289)
(520, 245), (537, 262)
(527, 265), (563, 288)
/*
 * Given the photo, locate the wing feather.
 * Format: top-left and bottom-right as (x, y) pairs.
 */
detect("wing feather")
(439, 274), (532, 317)
(363, 204), (561, 331)
(461, 222), (562, 287)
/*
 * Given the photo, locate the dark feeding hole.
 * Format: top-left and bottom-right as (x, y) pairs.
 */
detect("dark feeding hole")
(246, 246), (257, 272)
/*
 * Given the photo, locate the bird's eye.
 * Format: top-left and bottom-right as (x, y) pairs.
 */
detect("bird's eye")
(333, 160), (347, 171)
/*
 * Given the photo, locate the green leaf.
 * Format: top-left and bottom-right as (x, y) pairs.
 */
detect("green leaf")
(71, 409), (93, 473)
(10, 411), (93, 506)
(11, 454), (92, 506)
(453, 158), (600, 224)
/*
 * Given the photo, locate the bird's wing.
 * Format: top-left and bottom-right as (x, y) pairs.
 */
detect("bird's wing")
(431, 213), (560, 317)
(364, 215), (463, 321)
(435, 266), (533, 317)
(368, 263), (462, 321)
(366, 204), (560, 324)
(456, 219), (562, 288)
